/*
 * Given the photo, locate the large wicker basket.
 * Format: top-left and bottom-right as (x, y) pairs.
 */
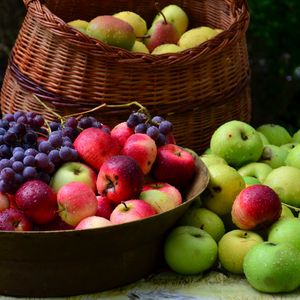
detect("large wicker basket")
(0, 0), (251, 153)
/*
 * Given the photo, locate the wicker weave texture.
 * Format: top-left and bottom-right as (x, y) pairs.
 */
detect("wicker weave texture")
(0, 0), (251, 153)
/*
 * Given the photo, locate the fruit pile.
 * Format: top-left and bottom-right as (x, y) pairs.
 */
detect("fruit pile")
(164, 120), (300, 294)
(68, 4), (222, 55)
(0, 107), (197, 231)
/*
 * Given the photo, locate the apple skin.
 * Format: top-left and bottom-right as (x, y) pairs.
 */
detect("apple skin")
(264, 166), (300, 207)
(163, 226), (218, 275)
(122, 133), (157, 175)
(110, 121), (134, 149)
(50, 161), (97, 193)
(73, 127), (120, 171)
(199, 153), (227, 168)
(75, 216), (113, 230)
(178, 207), (225, 242)
(268, 217), (300, 251)
(95, 195), (114, 220)
(279, 204), (295, 219)
(210, 120), (264, 168)
(0, 192), (10, 212)
(57, 181), (98, 226)
(243, 241), (300, 293)
(0, 208), (32, 231)
(259, 144), (289, 168)
(139, 182), (182, 213)
(238, 162), (272, 183)
(243, 176), (261, 187)
(96, 155), (144, 205)
(110, 199), (157, 224)
(152, 144), (196, 189)
(218, 229), (263, 274)
(231, 184), (282, 230)
(285, 144), (300, 169)
(202, 164), (245, 216)
(15, 180), (58, 225)
(256, 123), (292, 146)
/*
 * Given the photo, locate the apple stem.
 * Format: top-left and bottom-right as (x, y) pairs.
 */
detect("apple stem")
(154, 1), (167, 24)
(243, 232), (248, 238)
(122, 201), (129, 211)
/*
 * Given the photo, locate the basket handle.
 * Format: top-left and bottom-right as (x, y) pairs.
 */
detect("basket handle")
(23, 0), (46, 9)
(231, 0), (248, 17)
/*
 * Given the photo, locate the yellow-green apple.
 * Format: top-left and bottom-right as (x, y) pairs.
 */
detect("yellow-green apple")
(292, 129), (300, 143)
(15, 180), (57, 224)
(268, 217), (300, 251)
(285, 144), (300, 168)
(178, 207), (225, 242)
(49, 161), (97, 193)
(238, 162), (272, 183)
(73, 127), (120, 171)
(95, 195), (114, 220)
(110, 199), (157, 224)
(131, 40), (150, 53)
(0, 208), (32, 231)
(86, 15), (135, 50)
(257, 131), (269, 145)
(75, 216), (113, 230)
(231, 184), (282, 230)
(152, 144), (196, 190)
(218, 229), (264, 274)
(163, 226), (218, 275)
(57, 181), (97, 226)
(264, 166), (300, 207)
(68, 19), (89, 33)
(210, 120), (264, 168)
(96, 155), (144, 205)
(178, 26), (218, 50)
(122, 133), (157, 175)
(139, 182), (182, 213)
(256, 124), (292, 146)
(110, 121), (134, 148)
(243, 242), (300, 293)
(151, 43), (182, 54)
(151, 4), (189, 36)
(280, 142), (298, 152)
(0, 192), (10, 211)
(199, 153), (227, 168)
(202, 164), (245, 216)
(242, 176), (261, 187)
(259, 144), (289, 168)
(280, 204), (295, 219)
(113, 11), (147, 38)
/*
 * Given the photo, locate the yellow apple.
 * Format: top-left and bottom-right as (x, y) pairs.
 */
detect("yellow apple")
(131, 40), (149, 53)
(151, 43), (183, 54)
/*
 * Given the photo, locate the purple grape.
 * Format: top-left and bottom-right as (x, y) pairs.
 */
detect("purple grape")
(23, 166), (37, 180)
(70, 149), (78, 161)
(0, 128), (6, 135)
(14, 111), (25, 121)
(0, 144), (11, 158)
(49, 121), (61, 131)
(14, 173), (24, 185)
(23, 131), (37, 144)
(92, 121), (103, 129)
(24, 148), (38, 157)
(158, 120), (173, 135)
(146, 126), (160, 140)
(3, 113), (14, 122)
(16, 115), (28, 125)
(3, 130), (17, 145)
(12, 161), (24, 173)
(48, 149), (61, 165)
(59, 146), (73, 161)
(42, 161), (55, 174)
(23, 155), (36, 167)
(49, 132), (63, 148)
(65, 117), (78, 129)
(38, 140), (52, 153)
(26, 112), (36, 119)
(0, 119), (9, 129)
(78, 116), (93, 129)
(156, 133), (167, 146)
(151, 116), (164, 125)
(0, 180), (10, 193)
(1, 167), (15, 182)
(126, 113), (141, 128)
(38, 172), (51, 184)
(61, 127), (75, 139)
(134, 123), (148, 133)
(35, 153), (50, 169)
(32, 115), (45, 128)
(13, 150), (25, 161)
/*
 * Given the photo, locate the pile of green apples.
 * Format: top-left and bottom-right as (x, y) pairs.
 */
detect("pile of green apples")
(68, 4), (222, 55)
(163, 120), (300, 294)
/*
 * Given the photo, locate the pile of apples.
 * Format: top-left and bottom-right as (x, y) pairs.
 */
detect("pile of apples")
(68, 3), (222, 55)
(0, 115), (198, 231)
(163, 120), (300, 294)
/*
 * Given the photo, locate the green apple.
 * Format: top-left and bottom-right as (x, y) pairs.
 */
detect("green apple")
(202, 164), (245, 216)
(285, 144), (300, 169)
(163, 226), (218, 275)
(178, 207), (225, 242)
(264, 166), (300, 207)
(114, 11), (147, 38)
(151, 43), (183, 54)
(292, 128), (300, 143)
(210, 120), (264, 168)
(199, 153), (227, 168)
(242, 176), (261, 187)
(50, 162), (97, 193)
(243, 241), (300, 293)
(238, 162), (272, 183)
(257, 131), (269, 145)
(256, 124), (292, 146)
(280, 142), (298, 152)
(259, 144), (289, 168)
(131, 40), (149, 53)
(68, 19), (89, 33)
(178, 26), (217, 50)
(268, 217), (300, 251)
(218, 229), (263, 274)
(280, 204), (295, 219)
(152, 4), (189, 36)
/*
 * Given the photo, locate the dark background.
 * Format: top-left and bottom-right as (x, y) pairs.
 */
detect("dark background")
(1, 0), (300, 133)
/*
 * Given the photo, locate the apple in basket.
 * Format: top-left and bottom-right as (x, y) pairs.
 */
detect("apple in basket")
(0, 208), (32, 231)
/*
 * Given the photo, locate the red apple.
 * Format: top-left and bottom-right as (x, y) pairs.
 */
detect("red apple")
(166, 133), (176, 144)
(231, 184), (282, 230)
(73, 127), (120, 171)
(140, 182), (182, 213)
(110, 199), (157, 224)
(110, 121), (134, 148)
(15, 180), (58, 225)
(96, 195), (114, 220)
(57, 181), (98, 226)
(96, 155), (144, 205)
(122, 133), (157, 175)
(36, 215), (74, 231)
(152, 144), (196, 189)
(0, 192), (10, 212)
(75, 216), (113, 230)
(0, 208), (32, 231)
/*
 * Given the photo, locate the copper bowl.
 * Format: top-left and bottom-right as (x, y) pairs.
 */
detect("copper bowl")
(0, 158), (209, 297)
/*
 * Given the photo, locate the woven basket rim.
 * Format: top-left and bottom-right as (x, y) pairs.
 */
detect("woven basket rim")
(22, 0), (250, 65)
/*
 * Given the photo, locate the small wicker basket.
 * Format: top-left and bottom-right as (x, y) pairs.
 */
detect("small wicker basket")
(0, 0), (251, 153)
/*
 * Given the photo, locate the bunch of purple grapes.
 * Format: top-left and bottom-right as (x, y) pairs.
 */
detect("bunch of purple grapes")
(126, 111), (173, 146)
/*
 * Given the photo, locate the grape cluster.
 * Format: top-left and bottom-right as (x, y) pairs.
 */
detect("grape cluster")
(126, 111), (173, 146)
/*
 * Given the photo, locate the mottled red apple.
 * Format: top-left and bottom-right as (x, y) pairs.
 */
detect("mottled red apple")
(96, 195), (115, 220)
(111, 121), (134, 148)
(0, 208), (32, 231)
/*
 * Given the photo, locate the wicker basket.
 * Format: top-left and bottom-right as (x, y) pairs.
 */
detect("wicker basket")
(0, 0), (251, 153)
